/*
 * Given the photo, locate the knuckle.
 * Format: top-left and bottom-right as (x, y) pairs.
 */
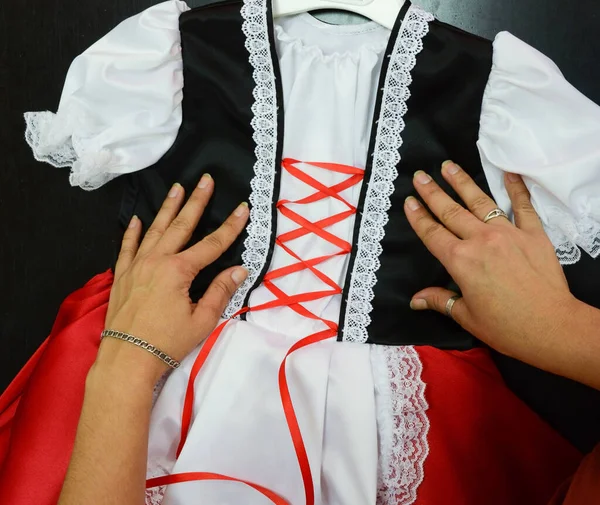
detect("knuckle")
(440, 204), (463, 224)
(170, 216), (194, 233)
(470, 196), (493, 213)
(169, 255), (194, 275)
(196, 298), (221, 321)
(422, 222), (443, 242)
(448, 240), (465, 257)
(434, 293), (447, 310)
(511, 186), (531, 200)
(212, 278), (234, 299)
(514, 199), (536, 214)
(203, 232), (224, 251)
(144, 227), (164, 241)
(118, 245), (136, 258)
(482, 229), (506, 247)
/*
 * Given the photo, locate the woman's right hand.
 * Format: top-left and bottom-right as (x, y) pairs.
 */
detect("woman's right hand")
(404, 163), (582, 370)
(96, 174), (249, 384)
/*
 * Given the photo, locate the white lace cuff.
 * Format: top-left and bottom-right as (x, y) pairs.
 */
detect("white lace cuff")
(23, 0), (188, 190)
(24, 111), (119, 190)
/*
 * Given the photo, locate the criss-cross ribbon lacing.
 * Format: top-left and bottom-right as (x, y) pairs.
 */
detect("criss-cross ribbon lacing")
(147, 158), (365, 505)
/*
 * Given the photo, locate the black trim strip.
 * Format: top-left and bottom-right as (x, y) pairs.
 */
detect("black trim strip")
(241, 0), (286, 316)
(337, 0), (412, 341)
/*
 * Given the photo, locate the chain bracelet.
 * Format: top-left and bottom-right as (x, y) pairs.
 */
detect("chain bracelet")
(101, 329), (180, 369)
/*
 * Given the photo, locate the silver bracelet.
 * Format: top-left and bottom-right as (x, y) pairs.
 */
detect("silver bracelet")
(101, 329), (180, 369)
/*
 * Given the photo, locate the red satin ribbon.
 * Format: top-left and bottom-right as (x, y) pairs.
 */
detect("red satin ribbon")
(147, 472), (288, 505)
(152, 159), (364, 505)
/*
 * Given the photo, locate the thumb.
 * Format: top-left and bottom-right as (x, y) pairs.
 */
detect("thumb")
(410, 287), (469, 326)
(194, 266), (248, 330)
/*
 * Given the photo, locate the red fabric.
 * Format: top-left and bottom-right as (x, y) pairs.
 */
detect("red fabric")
(0, 271), (113, 505)
(416, 346), (583, 505)
(0, 256), (584, 504)
(547, 444), (600, 505)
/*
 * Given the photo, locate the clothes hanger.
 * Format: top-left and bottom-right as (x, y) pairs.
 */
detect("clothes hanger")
(272, 0), (406, 30)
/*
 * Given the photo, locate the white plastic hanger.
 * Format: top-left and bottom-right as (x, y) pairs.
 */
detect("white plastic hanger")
(272, 0), (406, 30)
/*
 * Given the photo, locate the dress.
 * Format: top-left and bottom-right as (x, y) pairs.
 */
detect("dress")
(2, 1), (600, 504)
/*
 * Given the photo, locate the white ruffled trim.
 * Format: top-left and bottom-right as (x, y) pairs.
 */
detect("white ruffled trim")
(543, 206), (600, 265)
(24, 111), (119, 190)
(342, 6), (434, 343)
(223, 0), (279, 319)
(145, 460), (169, 505)
(372, 345), (429, 505)
(273, 19), (388, 62)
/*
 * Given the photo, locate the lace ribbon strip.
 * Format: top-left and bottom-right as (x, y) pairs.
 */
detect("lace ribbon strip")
(342, 6), (435, 344)
(373, 346), (430, 505)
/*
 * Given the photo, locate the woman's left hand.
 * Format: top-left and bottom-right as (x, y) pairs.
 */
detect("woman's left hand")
(404, 161), (578, 367)
(98, 175), (249, 384)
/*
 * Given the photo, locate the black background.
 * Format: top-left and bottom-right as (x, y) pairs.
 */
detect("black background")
(1, 0), (599, 449)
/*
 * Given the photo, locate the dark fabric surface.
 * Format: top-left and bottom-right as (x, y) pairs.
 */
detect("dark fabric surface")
(1, 0), (599, 450)
(360, 18), (492, 349)
(122, 0), (261, 304)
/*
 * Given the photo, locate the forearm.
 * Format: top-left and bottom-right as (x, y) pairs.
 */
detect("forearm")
(519, 299), (600, 391)
(58, 339), (166, 505)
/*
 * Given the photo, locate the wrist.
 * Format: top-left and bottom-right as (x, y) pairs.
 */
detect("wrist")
(524, 296), (600, 389)
(91, 335), (169, 389)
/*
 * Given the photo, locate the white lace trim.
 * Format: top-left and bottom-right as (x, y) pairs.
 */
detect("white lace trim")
(145, 460), (170, 505)
(543, 205), (600, 265)
(223, 0), (278, 319)
(372, 345), (429, 505)
(342, 7), (434, 343)
(23, 111), (119, 190)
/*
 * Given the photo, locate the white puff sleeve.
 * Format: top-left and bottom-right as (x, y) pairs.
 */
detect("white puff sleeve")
(24, 0), (190, 190)
(478, 32), (600, 265)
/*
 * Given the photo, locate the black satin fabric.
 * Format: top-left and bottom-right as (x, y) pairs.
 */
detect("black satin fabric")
(120, 2), (492, 347)
(355, 20), (493, 347)
(120, 0), (273, 304)
(119, 2), (600, 353)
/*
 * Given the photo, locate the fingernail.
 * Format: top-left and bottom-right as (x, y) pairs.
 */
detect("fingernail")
(414, 171), (432, 184)
(231, 267), (248, 285)
(168, 183), (181, 198)
(405, 196), (421, 211)
(234, 202), (249, 217)
(198, 174), (212, 189)
(442, 160), (460, 175)
(128, 215), (138, 228)
(507, 172), (520, 183)
(410, 299), (428, 310)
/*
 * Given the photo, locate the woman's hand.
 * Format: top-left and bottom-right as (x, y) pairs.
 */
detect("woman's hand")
(404, 161), (579, 365)
(97, 174), (249, 383)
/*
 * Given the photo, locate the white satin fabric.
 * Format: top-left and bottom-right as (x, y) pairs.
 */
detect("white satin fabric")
(247, 14), (388, 332)
(478, 32), (600, 264)
(146, 14), (394, 505)
(23, 0), (188, 190)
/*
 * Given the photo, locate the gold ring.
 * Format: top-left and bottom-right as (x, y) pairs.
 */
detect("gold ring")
(445, 295), (462, 318)
(483, 208), (509, 223)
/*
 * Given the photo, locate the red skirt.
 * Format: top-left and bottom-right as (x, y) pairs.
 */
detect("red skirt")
(0, 271), (581, 505)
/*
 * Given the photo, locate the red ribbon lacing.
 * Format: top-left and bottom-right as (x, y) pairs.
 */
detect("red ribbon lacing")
(147, 159), (364, 505)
